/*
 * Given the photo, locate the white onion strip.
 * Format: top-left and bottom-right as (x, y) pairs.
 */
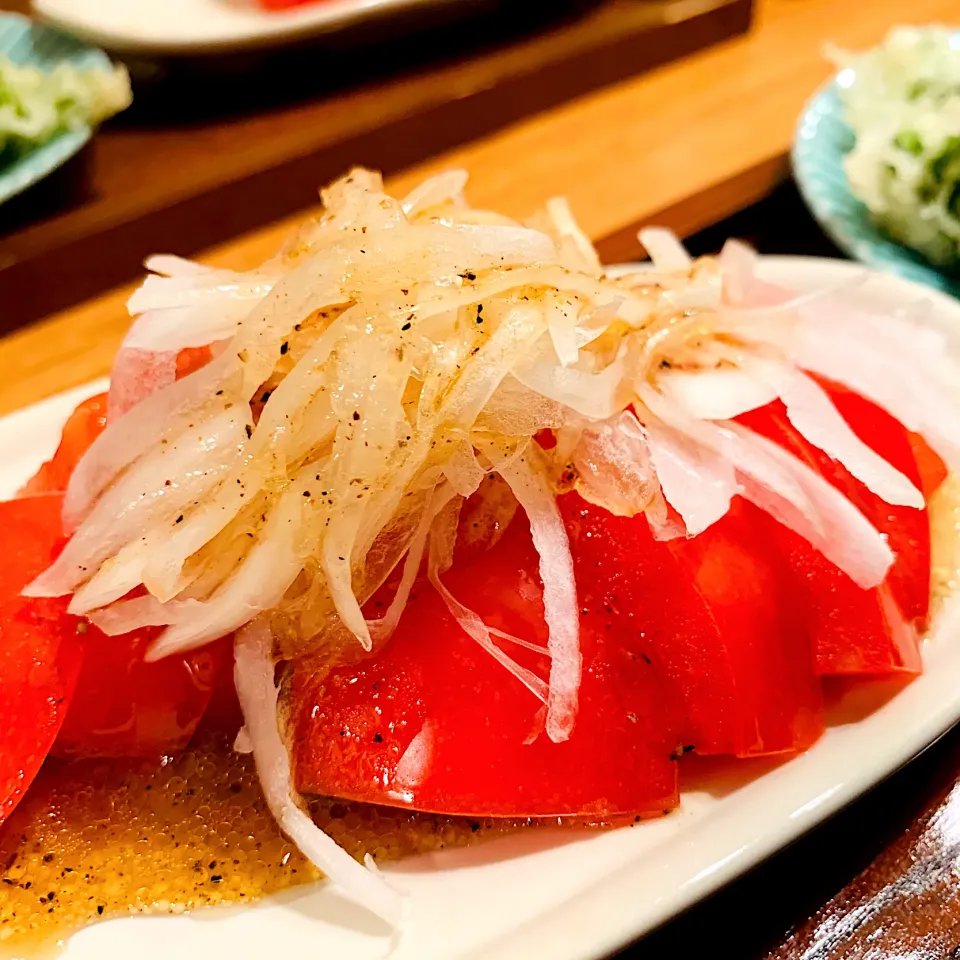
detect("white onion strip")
(233, 623), (402, 926)
(499, 450), (581, 743)
(743, 358), (923, 508)
(426, 495), (549, 704)
(725, 421), (894, 589)
(367, 484), (457, 644)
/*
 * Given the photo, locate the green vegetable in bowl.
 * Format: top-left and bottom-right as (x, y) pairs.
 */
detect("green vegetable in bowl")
(0, 56), (131, 165)
(836, 27), (960, 272)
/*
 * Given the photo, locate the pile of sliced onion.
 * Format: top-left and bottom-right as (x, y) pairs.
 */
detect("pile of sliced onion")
(24, 167), (960, 923)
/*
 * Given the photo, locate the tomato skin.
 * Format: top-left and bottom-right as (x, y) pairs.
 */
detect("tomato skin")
(175, 345), (213, 379)
(15, 378), (231, 758)
(0, 496), (82, 825)
(53, 629), (232, 760)
(736, 394), (924, 676)
(563, 494), (823, 758)
(292, 512), (683, 820)
(20, 392), (108, 496)
(257, 0), (319, 8)
(818, 382), (931, 626)
(668, 500), (825, 754)
(908, 431), (947, 502)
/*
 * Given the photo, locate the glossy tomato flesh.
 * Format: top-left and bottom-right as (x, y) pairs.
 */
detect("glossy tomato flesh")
(666, 499), (825, 755)
(0, 495), (82, 826)
(257, 0), (321, 8)
(15, 379), (229, 759)
(20, 392), (108, 496)
(737, 390), (925, 676)
(292, 512), (684, 820)
(53, 628), (231, 760)
(819, 381), (931, 626)
(562, 494), (823, 758)
(908, 431), (948, 502)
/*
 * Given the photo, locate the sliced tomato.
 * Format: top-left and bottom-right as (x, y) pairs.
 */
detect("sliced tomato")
(292, 512), (684, 820)
(257, 0), (320, 8)
(817, 381), (931, 626)
(668, 500), (825, 754)
(20, 392), (108, 496)
(0, 495), (82, 825)
(564, 493), (823, 757)
(53, 628), (231, 760)
(908, 431), (948, 502)
(175, 344), (214, 379)
(736, 393), (924, 676)
(14, 383), (229, 758)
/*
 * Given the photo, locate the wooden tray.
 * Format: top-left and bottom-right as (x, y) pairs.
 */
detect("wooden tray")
(0, 0), (753, 331)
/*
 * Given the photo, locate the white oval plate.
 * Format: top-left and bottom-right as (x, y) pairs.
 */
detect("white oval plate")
(4, 256), (960, 960)
(31, 0), (475, 54)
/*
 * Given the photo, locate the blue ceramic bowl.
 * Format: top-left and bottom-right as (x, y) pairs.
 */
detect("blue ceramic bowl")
(792, 74), (960, 299)
(0, 13), (118, 206)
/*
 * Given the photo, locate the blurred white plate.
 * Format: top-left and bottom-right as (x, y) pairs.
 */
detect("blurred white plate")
(31, 0), (475, 54)
(5, 257), (960, 960)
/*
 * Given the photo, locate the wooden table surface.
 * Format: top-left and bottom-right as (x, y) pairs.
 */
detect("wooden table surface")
(0, 0), (752, 326)
(4, 2), (960, 957)
(3, 0), (958, 418)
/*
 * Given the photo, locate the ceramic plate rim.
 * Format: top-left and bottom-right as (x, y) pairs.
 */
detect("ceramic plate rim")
(31, 0), (470, 54)
(5, 256), (960, 960)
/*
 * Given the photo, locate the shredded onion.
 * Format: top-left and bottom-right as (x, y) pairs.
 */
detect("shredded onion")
(233, 623), (402, 926)
(30, 169), (960, 910)
(499, 449), (580, 743)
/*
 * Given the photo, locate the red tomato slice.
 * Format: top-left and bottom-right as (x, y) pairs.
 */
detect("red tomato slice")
(737, 394), (924, 676)
(563, 494), (823, 758)
(18, 390), (229, 758)
(667, 500), (825, 755)
(0, 496), (82, 826)
(908, 431), (948, 502)
(53, 628), (231, 760)
(818, 381), (931, 626)
(257, 0), (319, 8)
(20, 392), (108, 496)
(175, 344), (214, 379)
(292, 512), (683, 820)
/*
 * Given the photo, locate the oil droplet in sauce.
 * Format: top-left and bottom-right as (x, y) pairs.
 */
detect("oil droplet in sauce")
(0, 732), (526, 957)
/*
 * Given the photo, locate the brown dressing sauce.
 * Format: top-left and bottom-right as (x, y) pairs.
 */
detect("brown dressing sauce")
(0, 732), (524, 957)
(3, 477), (959, 958)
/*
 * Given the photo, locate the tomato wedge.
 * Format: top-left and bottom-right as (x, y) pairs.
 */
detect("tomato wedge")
(737, 391), (925, 676)
(292, 512), (684, 820)
(257, 0), (320, 8)
(909, 431), (947, 502)
(292, 484), (829, 816)
(563, 494), (823, 758)
(53, 628), (231, 760)
(0, 495), (82, 826)
(819, 382), (931, 626)
(17, 383), (230, 759)
(20, 392), (108, 496)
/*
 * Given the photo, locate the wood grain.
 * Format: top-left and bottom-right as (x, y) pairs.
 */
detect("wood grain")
(2, 0), (957, 417)
(0, 0), (753, 326)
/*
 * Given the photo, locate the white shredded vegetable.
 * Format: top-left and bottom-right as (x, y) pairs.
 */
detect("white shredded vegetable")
(233, 623), (402, 925)
(25, 167), (960, 923)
